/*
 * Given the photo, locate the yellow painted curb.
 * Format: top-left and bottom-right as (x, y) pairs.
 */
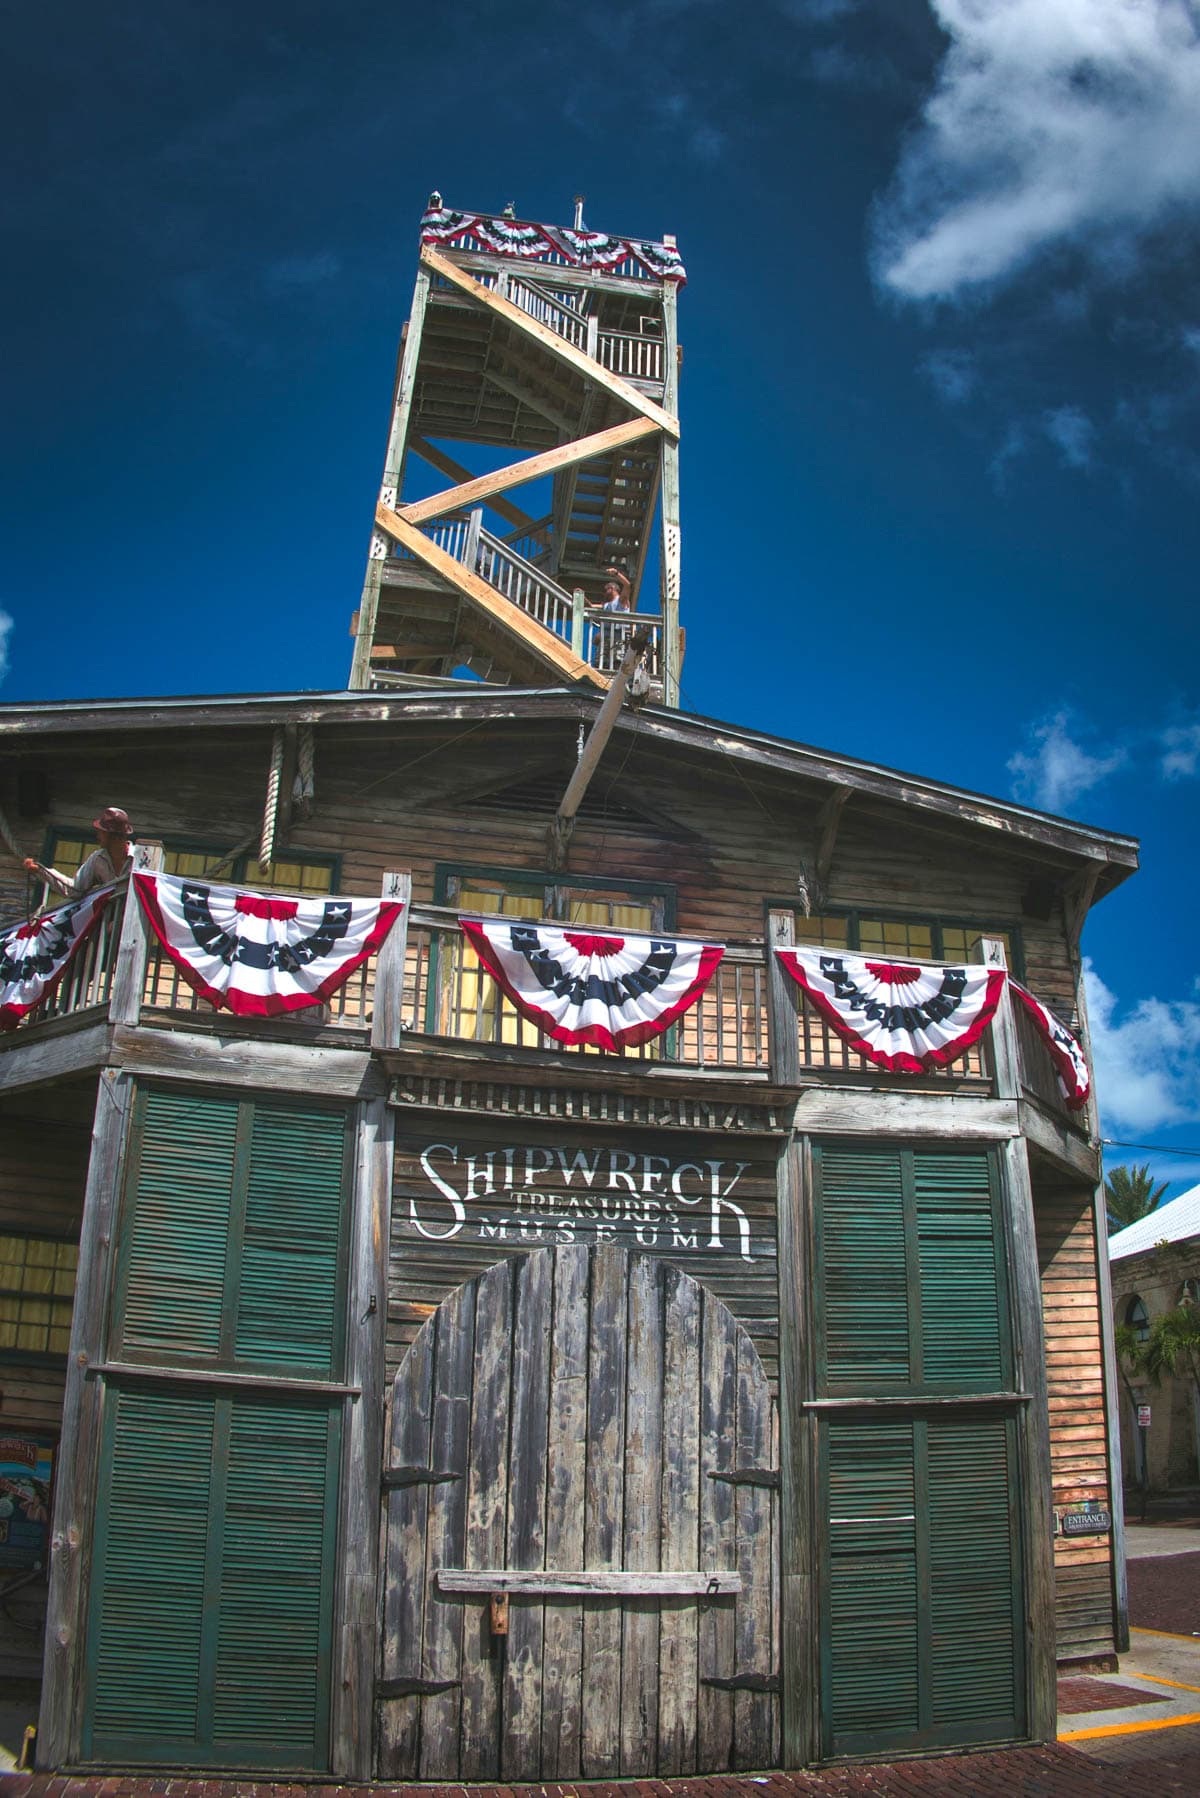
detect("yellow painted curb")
(1138, 1673), (1200, 1696)
(1060, 1710), (1200, 1742)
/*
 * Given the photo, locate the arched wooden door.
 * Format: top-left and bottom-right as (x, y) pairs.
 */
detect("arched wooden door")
(379, 1244), (780, 1781)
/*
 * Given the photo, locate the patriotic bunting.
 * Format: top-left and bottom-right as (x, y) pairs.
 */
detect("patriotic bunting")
(0, 886), (113, 1030)
(776, 946), (1006, 1074)
(461, 919), (723, 1050)
(420, 206), (687, 284)
(1010, 982), (1091, 1111)
(134, 874), (403, 1018)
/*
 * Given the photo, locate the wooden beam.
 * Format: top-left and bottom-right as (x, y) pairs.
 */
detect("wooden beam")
(411, 439), (537, 532)
(814, 783), (851, 891)
(395, 417), (660, 527)
(375, 503), (604, 687)
(371, 871), (412, 1053)
(421, 246), (680, 437)
(548, 627), (651, 866)
(436, 1569), (741, 1597)
(1062, 860), (1102, 948)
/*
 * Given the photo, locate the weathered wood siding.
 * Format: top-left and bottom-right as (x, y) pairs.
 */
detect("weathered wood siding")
(390, 1117), (781, 1396)
(1036, 1187), (1115, 1662)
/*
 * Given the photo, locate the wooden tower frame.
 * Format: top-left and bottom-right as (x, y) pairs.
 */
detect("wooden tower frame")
(349, 202), (685, 704)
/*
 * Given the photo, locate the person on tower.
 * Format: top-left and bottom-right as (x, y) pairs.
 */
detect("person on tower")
(24, 807), (135, 901)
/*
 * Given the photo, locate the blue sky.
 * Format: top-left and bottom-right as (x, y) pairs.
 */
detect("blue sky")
(5, 1), (1200, 1193)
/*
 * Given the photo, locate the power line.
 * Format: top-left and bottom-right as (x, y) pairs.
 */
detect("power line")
(1102, 1139), (1200, 1160)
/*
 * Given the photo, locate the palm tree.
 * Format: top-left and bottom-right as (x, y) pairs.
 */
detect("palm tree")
(1105, 1163), (1169, 1234)
(1115, 1322), (1150, 1510)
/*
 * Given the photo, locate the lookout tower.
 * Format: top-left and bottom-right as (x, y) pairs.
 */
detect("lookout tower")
(349, 197), (685, 703)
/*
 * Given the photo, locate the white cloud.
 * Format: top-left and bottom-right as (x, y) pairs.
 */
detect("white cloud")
(1162, 718), (1200, 777)
(1086, 960), (1200, 1133)
(874, 1), (1200, 301)
(1007, 710), (1126, 811)
(0, 611), (11, 683)
(1041, 403), (1097, 469)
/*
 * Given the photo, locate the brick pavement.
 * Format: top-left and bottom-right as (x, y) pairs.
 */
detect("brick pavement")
(0, 1749), (1191, 1798)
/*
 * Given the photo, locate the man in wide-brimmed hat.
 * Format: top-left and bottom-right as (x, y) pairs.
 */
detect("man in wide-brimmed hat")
(25, 807), (135, 901)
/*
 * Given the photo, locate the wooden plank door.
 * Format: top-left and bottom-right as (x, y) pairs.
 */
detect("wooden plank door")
(379, 1243), (780, 1780)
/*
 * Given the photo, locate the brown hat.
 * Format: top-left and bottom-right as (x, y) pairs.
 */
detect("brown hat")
(92, 807), (133, 838)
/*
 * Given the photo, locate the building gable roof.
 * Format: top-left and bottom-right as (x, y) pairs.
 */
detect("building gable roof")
(1109, 1182), (1200, 1261)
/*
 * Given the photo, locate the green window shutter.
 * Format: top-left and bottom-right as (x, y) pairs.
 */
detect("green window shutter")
(818, 1147), (911, 1391)
(87, 1387), (341, 1768)
(928, 1416), (1022, 1732)
(913, 1152), (1006, 1391)
(212, 1398), (341, 1759)
(87, 1384), (216, 1752)
(825, 1421), (919, 1745)
(235, 1106), (348, 1375)
(117, 1091), (240, 1358)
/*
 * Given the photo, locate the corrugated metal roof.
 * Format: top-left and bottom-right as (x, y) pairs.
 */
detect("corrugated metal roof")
(1109, 1182), (1200, 1260)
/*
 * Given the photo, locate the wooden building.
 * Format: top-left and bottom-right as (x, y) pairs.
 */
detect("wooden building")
(0, 202), (1138, 1779)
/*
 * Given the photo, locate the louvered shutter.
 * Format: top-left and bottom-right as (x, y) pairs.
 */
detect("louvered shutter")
(818, 1148), (910, 1390)
(825, 1421), (918, 1743)
(815, 1144), (1024, 1754)
(913, 1151), (1006, 1391)
(235, 1107), (347, 1374)
(87, 1385), (214, 1753)
(116, 1090), (240, 1358)
(87, 1387), (340, 1766)
(927, 1415), (1022, 1734)
(87, 1086), (348, 1769)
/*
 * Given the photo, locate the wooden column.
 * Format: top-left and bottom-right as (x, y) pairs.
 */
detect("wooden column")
(768, 909), (815, 1762)
(660, 282), (681, 709)
(330, 1093), (395, 1777)
(108, 841), (162, 1027)
(370, 870), (413, 1052)
(350, 268), (432, 689)
(978, 937), (1057, 1741)
(38, 1066), (135, 1765)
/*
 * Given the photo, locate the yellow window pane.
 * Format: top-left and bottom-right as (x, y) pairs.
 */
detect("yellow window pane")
(26, 1241), (56, 1269)
(19, 1299), (50, 1328)
(164, 849), (228, 878)
(794, 915), (849, 949)
(0, 1298), (19, 1326)
(16, 1323), (44, 1350)
(458, 883), (543, 919)
(48, 1325), (72, 1354)
(0, 1322), (16, 1350)
(49, 835), (92, 878)
(53, 1268), (77, 1296)
(22, 1265), (54, 1294)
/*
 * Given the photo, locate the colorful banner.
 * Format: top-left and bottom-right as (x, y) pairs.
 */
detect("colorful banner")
(776, 945), (1006, 1073)
(1011, 982), (1091, 1111)
(420, 206), (687, 284)
(0, 885), (113, 1030)
(461, 919), (723, 1050)
(135, 873), (403, 1017)
(0, 1436), (54, 1568)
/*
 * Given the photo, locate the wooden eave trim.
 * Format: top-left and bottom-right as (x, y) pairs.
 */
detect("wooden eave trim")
(420, 247), (681, 438)
(0, 689), (1139, 869)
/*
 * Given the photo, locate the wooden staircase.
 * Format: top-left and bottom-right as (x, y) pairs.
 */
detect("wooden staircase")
(349, 214), (682, 702)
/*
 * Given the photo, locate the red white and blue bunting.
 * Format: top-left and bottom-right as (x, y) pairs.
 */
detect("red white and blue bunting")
(0, 886), (113, 1030)
(776, 946), (1006, 1074)
(1010, 982), (1091, 1111)
(461, 919), (722, 1050)
(420, 206), (687, 284)
(134, 873), (404, 1018)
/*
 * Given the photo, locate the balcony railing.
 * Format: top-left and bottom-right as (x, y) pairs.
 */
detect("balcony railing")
(5, 884), (1086, 1113)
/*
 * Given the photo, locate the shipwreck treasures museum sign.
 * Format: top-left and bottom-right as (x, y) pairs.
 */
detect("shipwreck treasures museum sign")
(390, 1110), (782, 1364)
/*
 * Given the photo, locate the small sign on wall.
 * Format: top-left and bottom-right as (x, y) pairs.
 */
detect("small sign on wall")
(1137, 1403), (1152, 1428)
(1055, 1502), (1112, 1537)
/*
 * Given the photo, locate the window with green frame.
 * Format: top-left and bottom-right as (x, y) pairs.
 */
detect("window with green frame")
(791, 907), (1023, 977)
(0, 1232), (78, 1358)
(433, 865), (675, 1049)
(44, 831), (340, 896)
